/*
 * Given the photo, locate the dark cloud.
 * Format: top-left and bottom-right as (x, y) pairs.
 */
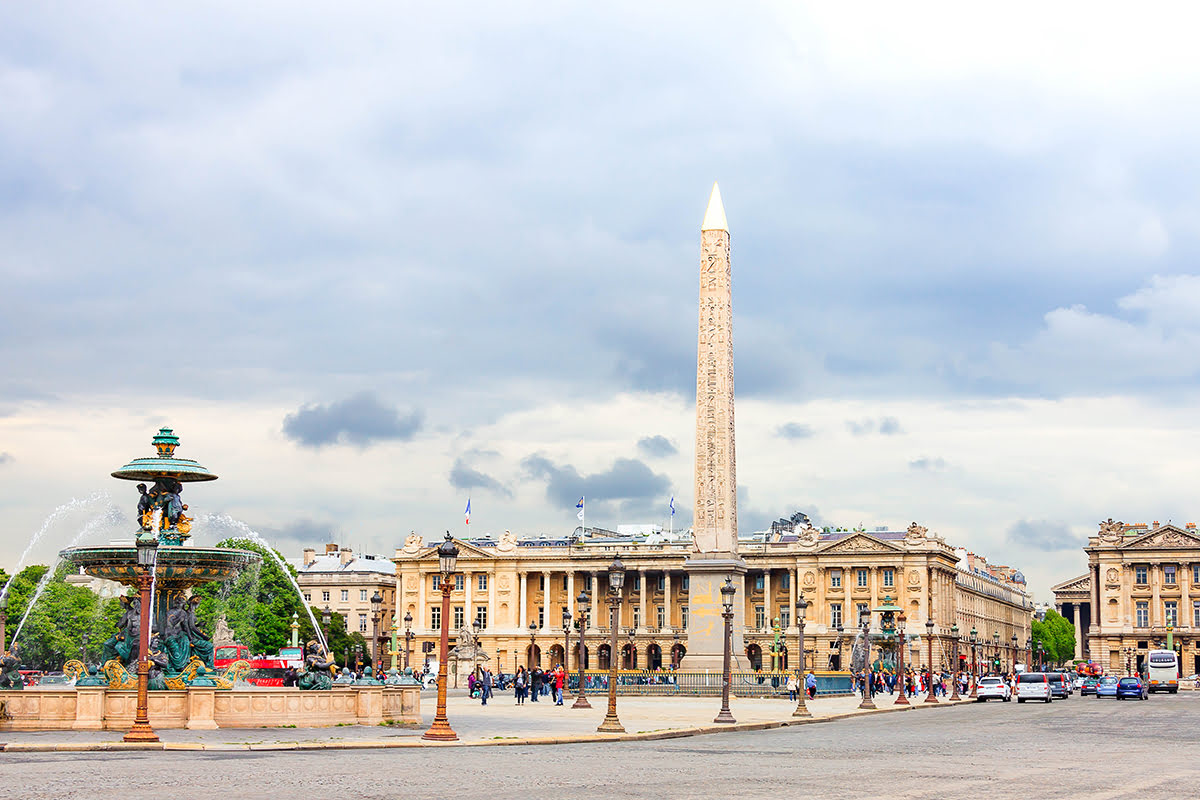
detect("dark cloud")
(878, 416), (903, 435)
(282, 392), (422, 448)
(234, 518), (339, 551)
(521, 454), (671, 515)
(449, 457), (512, 498)
(909, 456), (947, 471)
(846, 417), (904, 436)
(1006, 520), (1084, 552)
(0, 452), (11, 465)
(637, 435), (678, 458)
(776, 422), (815, 440)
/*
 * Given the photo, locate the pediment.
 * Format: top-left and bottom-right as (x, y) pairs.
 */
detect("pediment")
(817, 533), (904, 555)
(417, 538), (495, 561)
(1050, 573), (1091, 593)
(1120, 525), (1200, 550)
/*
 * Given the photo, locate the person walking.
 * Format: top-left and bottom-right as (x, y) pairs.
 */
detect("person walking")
(553, 663), (566, 705)
(530, 666), (543, 702)
(514, 666), (527, 705)
(786, 673), (799, 701)
(806, 670), (817, 699)
(480, 667), (493, 706)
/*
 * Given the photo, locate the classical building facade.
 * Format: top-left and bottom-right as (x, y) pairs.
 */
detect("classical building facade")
(292, 544), (397, 647)
(1053, 519), (1200, 675)
(392, 523), (1032, 675)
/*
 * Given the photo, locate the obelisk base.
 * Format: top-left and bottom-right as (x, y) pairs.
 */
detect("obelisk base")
(680, 554), (749, 671)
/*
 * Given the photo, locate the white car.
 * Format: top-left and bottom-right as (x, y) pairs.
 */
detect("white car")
(975, 676), (1011, 702)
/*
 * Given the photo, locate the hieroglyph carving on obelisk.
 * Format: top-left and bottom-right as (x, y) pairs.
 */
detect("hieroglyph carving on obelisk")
(692, 182), (738, 554)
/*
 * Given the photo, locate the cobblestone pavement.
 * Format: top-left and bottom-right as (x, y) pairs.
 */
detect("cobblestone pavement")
(4, 692), (1196, 800)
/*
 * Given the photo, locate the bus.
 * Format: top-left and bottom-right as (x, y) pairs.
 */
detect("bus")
(214, 645), (304, 686)
(1146, 649), (1179, 694)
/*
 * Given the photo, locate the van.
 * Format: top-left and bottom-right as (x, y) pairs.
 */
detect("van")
(1016, 671), (1052, 703)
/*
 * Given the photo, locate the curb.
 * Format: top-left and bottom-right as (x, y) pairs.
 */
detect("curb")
(0, 699), (970, 754)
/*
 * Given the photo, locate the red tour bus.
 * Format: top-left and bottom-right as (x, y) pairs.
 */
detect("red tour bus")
(214, 645), (304, 686)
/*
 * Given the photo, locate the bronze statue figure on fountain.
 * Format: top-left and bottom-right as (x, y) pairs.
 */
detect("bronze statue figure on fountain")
(0, 644), (23, 689)
(163, 597), (193, 672)
(183, 596), (214, 669)
(101, 596), (140, 667)
(298, 642), (335, 690)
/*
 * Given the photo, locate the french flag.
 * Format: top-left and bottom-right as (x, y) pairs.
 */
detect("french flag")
(464, 498), (471, 525)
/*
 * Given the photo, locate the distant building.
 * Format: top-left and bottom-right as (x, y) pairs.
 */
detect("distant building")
(291, 543), (397, 652)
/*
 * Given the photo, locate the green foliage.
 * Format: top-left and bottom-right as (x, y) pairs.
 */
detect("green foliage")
(1031, 609), (1076, 666)
(2, 564), (124, 669)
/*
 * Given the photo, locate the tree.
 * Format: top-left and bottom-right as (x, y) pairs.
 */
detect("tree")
(1, 563), (124, 669)
(1032, 609), (1076, 666)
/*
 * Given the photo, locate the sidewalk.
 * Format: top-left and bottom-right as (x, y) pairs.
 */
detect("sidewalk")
(0, 690), (966, 752)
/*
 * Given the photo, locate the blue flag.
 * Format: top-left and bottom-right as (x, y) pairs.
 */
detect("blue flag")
(670, 496), (675, 516)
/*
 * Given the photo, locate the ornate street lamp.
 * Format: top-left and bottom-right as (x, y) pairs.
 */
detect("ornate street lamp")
(572, 590), (592, 709)
(1025, 636), (1032, 671)
(528, 619), (538, 669)
(423, 532), (460, 741)
(949, 625), (960, 700)
(322, 605), (332, 649)
(473, 617), (483, 680)
(894, 612), (910, 706)
(858, 606), (876, 710)
(792, 594), (811, 717)
(992, 630), (1000, 673)
(969, 627), (979, 698)
(924, 619), (938, 704)
(371, 590), (384, 668)
(403, 611), (414, 670)
(123, 532), (160, 743)
(1011, 633), (1018, 677)
(1036, 639), (1043, 671)
(672, 630), (681, 668)
(715, 576), (737, 723)
(597, 555), (626, 733)
(562, 607), (573, 672)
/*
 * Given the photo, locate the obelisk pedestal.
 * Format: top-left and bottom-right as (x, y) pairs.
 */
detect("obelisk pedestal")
(682, 182), (748, 671)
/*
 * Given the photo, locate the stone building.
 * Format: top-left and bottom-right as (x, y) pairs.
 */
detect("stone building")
(392, 522), (1031, 674)
(1053, 519), (1200, 675)
(292, 543), (397, 649)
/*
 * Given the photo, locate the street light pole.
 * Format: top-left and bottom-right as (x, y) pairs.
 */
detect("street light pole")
(792, 594), (810, 717)
(992, 631), (1000, 675)
(371, 590), (383, 669)
(572, 590), (592, 709)
(858, 607), (876, 710)
(528, 620), (537, 670)
(562, 608), (572, 680)
(895, 612), (910, 706)
(715, 576), (737, 723)
(1011, 633), (1018, 678)
(597, 555), (626, 733)
(423, 533), (460, 741)
(949, 625), (960, 701)
(473, 618), (483, 681)
(969, 627), (978, 698)
(924, 619), (938, 703)
(322, 605), (332, 652)
(124, 534), (159, 743)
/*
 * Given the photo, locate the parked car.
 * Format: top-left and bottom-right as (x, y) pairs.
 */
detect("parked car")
(1048, 672), (1071, 698)
(1016, 671), (1052, 703)
(1080, 677), (1099, 696)
(1116, 676), (1148, 700)
(976, 676), (1011, 702)
(1095, 676), (1119, 698)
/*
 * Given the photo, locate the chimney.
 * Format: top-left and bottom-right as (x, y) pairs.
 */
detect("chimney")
(302, 548), (316, 567)
(340, 547), (353, 565)
(1153, 521), (1159, 528)
(325, 543), (338, 555)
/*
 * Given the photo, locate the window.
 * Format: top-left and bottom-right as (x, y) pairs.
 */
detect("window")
(478, 574), (488, 591)
(681, 606), (689, 628)
(1164, 565), (1177, 584)
(1135, 566), (1148, 584)
(322, 591), (330, 602)
(830, 603), (843, 628)
(475, 606), (488, 629)
(454, 574), (465, 591)
(539, 575), (545, 590)
(656, 606), (665, 628)
(303, 592), (311, 602)
(430, 606), (441, 629)
(780, 609), (790, 629)
(360, 589), (367, 602)
(830, 570), (842, 589)
(632, 607), (641, 629)
(754, 574), (765, 591)
(537, 607), (545, 628)
(341, 589), (349, 602)
(857, 569), (868, 588)
(632, 574), (641, 591)
(656, 574), (665, 591)
(1193, 601), (1200, 628)
(453, 606), (465, 629)
(1136, 601), (1149, 627)
(856, 603), (869, 623)
(682, 576), (690, 591)
(358, 613), (368, 633)
(754, 605), (766, 628)
(780, 572), (790, 590)
(882, 569), (894, 588)
(431, 575), (440, 592)
(1165, 601), (1178, 627)
(1194, 564), (1200, 584)
(562, 575), (569, 590)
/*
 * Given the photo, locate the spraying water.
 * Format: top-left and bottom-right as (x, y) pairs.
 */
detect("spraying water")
(148, 508), (162, 627)
(0, 492), (110, 605)
(198, 513), (328, 653)
(10, 505), (127, 644)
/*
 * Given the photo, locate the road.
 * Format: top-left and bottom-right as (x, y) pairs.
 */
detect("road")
(3, 693), (1196, 800)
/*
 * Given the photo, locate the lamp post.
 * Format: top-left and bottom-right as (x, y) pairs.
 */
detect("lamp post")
(343, 646), (349, 671)
(562, 608), (573, 678)
(322, 605), (332, 651)
(0, 596), (7, 655)
(924, 619), (938, 704)
(672, 630), (681, 668)
(1010, 633), (1018, 677)
(423, 532), (460, 741)
(528, 620), (538, 669)
(949, 624), (960, 701)
(715, 576), (737, 723)
(403, 611), (413, 670)
(573, 590), (591, 709)
(370, 590), (383, 668)
(894, 612), (909, 705)
(1036, 640), (1043, 671)
(626, 626), (636, 670)
(81, 630), (89, 663)
(473, 618), (483, 680)
(992, 631), (1000, 674)
(290, 612), (300, 650)
(792, 594), (810, 717)
(597, 555), (626, 733)
(123, 533), (159, 743)
(969, 627), (978, 698)
(858, 606), (876, 710)
(355, 644), (362, 672)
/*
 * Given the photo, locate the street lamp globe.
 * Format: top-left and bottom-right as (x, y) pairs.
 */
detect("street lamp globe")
(795, 594), (808, 621)
(529, 619), (538, 633)
(438, 532), (459, 576)
(562, 608), (572, 631)
(577, 590), (590, 615)
(371, 590), (383, 616)
(720, 576), (736, 614)
(607, 556), (626, 592)
(322, 605), (332, 629)
(403, 611), (412, 628)
(970, 626), (977, 643)
(473, 618), (482, 636)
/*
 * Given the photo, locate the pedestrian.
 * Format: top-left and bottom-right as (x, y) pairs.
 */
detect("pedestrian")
(480, 667), (493, 706)
(806, 670), (817, 699)
(786, 673), (799, 701)
(553, 663), (566, 705)
(467, 671), (477, 698)
(530, 666), (543, 702)
(514, 666), (528, 704)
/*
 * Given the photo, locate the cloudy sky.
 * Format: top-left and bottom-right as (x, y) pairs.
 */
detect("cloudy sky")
(4, 2), (1200, 600)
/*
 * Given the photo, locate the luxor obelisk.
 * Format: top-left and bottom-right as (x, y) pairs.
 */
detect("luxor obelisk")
(682, 182), (748, 670)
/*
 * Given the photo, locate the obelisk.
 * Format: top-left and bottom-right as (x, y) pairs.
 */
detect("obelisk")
(682, 182), (748, 670)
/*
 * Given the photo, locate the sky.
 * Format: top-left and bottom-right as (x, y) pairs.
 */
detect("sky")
(4, 2), (1200, 601)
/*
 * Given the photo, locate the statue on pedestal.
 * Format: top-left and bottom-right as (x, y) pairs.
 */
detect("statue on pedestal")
(0, 645), (23, 689)
(183, 596), (214, 669)
(298, 642), (335, 690)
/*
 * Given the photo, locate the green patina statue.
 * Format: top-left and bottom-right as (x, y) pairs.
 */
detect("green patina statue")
(0, 645), (24, 690)
(100, 596), (140, 667)
(297, 642), (335, 690)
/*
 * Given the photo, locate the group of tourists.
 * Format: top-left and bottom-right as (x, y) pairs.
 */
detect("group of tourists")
(469, 664), (568, 706)
(785, 671), (819, 700)
(854, 668), (966, 697)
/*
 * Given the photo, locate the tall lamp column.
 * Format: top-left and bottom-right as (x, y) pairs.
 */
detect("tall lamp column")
(528, 620), (538, 670)
(792, 595), (810, 717)
(969, 627), (979, 699)
(715, 576), (737, 723)
(949, 625), (960, 701)
(597, 556), (626, 733)
(894, 613), (909, 706)
(403, 611), (413, 670)
(124, 534), (160, 743)
(322, 605), (332, 654)
(423, 533), (460, 741)
(858, 607), (876, 710)
(923, 619), (938, 704)
(371, 590), (383, 669)
(572, 590), (592, 709)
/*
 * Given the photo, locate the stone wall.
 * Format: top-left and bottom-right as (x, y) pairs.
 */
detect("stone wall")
(0, 686), (421, 731)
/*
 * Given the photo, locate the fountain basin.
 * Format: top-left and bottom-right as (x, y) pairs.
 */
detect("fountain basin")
(59, 545), (261, 590)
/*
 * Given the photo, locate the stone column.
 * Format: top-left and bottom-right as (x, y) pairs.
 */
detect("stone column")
(764, 569), (773, 627)
(487, 567), (497, 632)
(567, 571), (576, 621)
(1152, 564), (1162, 627)
(464, 568), (473, 629)
(590, 572), (600, 630)
(417, 570), (428, 633)
(788, 567), (798, 632)
(664, 571), (673, 631)
(518, 571), (528, 630)
(639, 571), (648, 631)
(1073, 603), (1083, 660)
(542, 571), (552, 631)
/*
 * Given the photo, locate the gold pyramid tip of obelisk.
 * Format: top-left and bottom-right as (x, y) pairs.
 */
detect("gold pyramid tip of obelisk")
(701, 181), (728, 232)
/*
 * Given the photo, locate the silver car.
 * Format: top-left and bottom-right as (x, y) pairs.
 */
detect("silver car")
(975, 676), (1011, 702)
